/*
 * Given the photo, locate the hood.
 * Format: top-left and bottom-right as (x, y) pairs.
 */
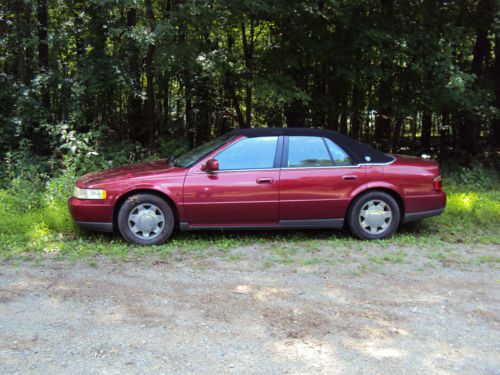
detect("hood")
(77, 159), (183, 187)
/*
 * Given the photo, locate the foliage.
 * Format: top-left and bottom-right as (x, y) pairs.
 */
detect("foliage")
(440, 160), (500, 191)
(0, 0), (498, 175)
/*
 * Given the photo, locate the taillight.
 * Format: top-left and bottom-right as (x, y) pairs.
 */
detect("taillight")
(434, 175), (443, 191)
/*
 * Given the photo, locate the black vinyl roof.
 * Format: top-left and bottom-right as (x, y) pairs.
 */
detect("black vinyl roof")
(228, 128), (394, 164)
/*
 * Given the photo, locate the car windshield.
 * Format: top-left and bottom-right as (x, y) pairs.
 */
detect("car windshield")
(172, 134), (236, 168)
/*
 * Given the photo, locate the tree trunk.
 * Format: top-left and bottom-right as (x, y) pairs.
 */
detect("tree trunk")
(374, 76), (392, 151)
(241, 21), (254, 128)
(312, 65), (327, 128)
(461, 0), (494, 154)
(339, 92), (348, 134)
(440, 111), (449, 156)
(145, 0), (156, 144)
(374, 0), (394, 151)
(14, 0), (26, 83)
(225, 33), (245, 128)
(326, 75), (340, 131)
(185, 72), (194, 148)
(350, 85), (362, 140)
(411, 116), (417, 143)
(421, 111), (432, 152)
(38, 0), (49, 110)
(126, 8), (142, 141)
(161, 75), (170, 134)
(285, 98), (306, 128)
(74, 1), (85, 58)
(195, 77), (211, 145)
(392, 118), (403, 152)
(492, 32), (500, 148)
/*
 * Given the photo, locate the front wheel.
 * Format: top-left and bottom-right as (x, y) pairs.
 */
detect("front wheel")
(117, 194), (175, 245)
(347, 191), (400, 240)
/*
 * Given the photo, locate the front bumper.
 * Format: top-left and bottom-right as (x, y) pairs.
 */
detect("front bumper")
(76, 221), (114, 233)
(68, 197), (114, 232)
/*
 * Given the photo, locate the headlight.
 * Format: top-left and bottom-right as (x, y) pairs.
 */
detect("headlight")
(73, 187), (107, 200)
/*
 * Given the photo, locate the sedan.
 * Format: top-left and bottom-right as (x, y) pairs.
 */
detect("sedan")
(69, 128), (446, 245)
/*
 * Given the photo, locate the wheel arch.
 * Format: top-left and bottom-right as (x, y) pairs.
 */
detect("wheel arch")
(347, 186), (405, 223)
(113, 189), (180, 230)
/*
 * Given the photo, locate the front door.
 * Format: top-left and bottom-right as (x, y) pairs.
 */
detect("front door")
(183, 136), (282, 226)
(279, 136), (366, 221)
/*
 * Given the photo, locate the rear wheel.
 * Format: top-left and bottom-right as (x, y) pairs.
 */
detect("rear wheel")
(117, 194), (175, 245)
(347, 191), (400, 240)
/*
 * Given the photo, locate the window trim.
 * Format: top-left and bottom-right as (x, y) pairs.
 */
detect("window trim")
(322, 137), (335, 165)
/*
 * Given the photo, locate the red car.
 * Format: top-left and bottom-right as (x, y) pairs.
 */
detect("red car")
(69, 128), (446, 245)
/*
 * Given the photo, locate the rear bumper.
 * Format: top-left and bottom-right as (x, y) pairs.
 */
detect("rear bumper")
(403, 208), (445, 223)
(404, 191), (446, 223)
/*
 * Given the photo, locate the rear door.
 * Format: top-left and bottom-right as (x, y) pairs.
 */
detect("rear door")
(279, 136), (366, 222)
(183, 136), (283, 226)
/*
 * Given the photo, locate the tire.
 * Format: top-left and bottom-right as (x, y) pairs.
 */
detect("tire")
(117, 193), (175, 245)
(347, 191), (400, 240)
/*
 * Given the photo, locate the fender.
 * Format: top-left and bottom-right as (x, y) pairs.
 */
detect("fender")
(114, 183), (186, 222)
(363, 181), (405, 197)
(349, 181), (405, 211)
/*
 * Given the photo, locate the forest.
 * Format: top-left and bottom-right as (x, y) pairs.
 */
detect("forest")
(1, 0), (499, 173)
(0, 0), (499, 257)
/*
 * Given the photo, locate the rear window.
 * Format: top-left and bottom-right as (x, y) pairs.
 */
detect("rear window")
(287, 136), (332, 168)
(324, 138), (354, 166)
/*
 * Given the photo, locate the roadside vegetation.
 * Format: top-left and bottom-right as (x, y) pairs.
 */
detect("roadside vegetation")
(0, 155), (498, 263)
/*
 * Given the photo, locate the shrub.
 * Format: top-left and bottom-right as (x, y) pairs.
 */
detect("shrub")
(441, 160), (500, 191)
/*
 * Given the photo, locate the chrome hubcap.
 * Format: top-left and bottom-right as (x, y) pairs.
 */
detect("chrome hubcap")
(128, 203), (165, 240)
(359, 200), (392, 235)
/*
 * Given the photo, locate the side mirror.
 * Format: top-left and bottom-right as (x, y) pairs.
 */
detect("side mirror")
(202, 158), (219, 172)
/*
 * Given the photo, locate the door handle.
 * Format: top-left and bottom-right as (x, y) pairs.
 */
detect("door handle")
(256, 177), (274, 184)
(342, 175), (358, 181)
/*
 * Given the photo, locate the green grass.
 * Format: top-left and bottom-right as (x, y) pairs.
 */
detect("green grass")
(368, 250), (407, 264)
(0, 167), (499, 261)
(475, 255), (500, 265)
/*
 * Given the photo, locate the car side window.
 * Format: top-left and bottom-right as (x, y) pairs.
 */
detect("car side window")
(287, 136), (333, 168)
(324, 138), (354, 166)
(215, 136), (278, 170)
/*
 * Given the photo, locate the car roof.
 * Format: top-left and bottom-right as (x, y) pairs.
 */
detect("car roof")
(227, 127), (394, 165)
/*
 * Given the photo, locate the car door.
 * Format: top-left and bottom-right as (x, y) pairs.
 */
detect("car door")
(183, 136), (282, 226)
(279, 136), (366, 222)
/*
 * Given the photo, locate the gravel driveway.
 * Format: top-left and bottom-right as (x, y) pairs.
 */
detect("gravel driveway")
(1, 242), (499, 374)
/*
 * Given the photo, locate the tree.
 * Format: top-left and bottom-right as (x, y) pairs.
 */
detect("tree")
(0, 0), (498, 173)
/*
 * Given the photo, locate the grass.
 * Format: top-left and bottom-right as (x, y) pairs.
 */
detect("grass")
(368, 250), (407, 264)
(0, 166), (498, 262)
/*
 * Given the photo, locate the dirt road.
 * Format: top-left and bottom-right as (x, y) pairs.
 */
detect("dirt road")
(1, 243), (499, 374)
